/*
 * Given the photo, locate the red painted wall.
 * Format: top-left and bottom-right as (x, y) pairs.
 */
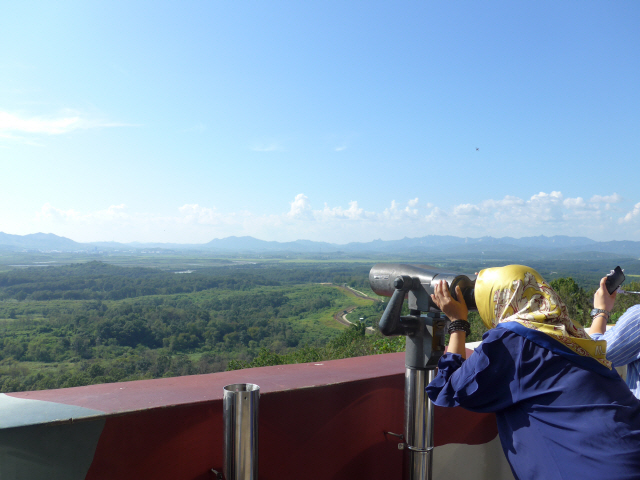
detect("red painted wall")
(10, 352), (498, 480)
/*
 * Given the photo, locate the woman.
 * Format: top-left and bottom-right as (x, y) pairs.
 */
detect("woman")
(427, 265), (640, 480)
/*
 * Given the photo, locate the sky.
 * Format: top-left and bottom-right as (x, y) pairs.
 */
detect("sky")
(1, 1), (639, 245)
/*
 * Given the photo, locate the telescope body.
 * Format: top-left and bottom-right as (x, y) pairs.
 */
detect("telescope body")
(369, 263), (477, 311)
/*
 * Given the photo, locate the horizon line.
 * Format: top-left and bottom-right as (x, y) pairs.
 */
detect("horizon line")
(0, 231), (622, 247)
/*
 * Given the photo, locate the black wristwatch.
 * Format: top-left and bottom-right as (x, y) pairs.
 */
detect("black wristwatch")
(590, 308), (610, 318)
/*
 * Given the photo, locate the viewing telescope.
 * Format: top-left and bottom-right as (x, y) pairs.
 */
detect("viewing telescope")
(369, 263), (477, 315)
(369, 264), (477, 480)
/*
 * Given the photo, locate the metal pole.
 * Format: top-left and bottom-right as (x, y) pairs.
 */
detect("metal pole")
(223, 383), (260, 480)
(425, 369), (435, 479)
(405, 368), (435, 480)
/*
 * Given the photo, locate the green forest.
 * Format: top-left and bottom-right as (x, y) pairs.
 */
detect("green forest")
(0, 257), (638, 393)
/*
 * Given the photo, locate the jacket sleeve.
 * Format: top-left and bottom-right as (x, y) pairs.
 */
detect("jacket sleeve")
(426, 328), (521, 413)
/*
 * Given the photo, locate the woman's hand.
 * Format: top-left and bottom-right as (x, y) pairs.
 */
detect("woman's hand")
(431, 281), (469, 358)
(431, 281), (468, 321)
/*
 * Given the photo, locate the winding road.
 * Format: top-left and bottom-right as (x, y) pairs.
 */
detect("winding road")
(333, 285), (379, 332)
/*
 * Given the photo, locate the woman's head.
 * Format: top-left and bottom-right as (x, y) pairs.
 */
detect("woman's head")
(474, 264), (611, 369)
(475, 265), (572, 330)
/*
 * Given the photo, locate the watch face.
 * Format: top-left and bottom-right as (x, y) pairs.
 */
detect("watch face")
(591, 308), (606, 316)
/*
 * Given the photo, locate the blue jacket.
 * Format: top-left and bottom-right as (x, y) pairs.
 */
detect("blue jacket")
(427, 324), (640, 480)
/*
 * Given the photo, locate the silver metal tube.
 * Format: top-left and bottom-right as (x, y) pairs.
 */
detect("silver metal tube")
(424, 369), (435, 480)
(405, 368), (435, 480)
(223, 383), (260, 480)
(405, 368), (426, 449)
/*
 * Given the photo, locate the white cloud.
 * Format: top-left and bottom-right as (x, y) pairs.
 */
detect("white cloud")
(590, 193), (622, 204)
(563, 197), (586, 209)
(37, 203), (83, 221)
(94, 204), (128, 220)
(453, 204), (481, 216)
(530, 191), (563, 203)
(382, 199), (425, 219)
(288, 194), (313, 219)
(178, 204), (222, 224)
(620, 203), (640, 224)
(486, 195), (525, 208)
(0, 111), (82, 135)
(27, 191), (640, 244)
(320, 200), (365, 220)
(440, 191), (632, 238)
(0, 109), (137, 144)
(424, 207), (447, 222)
(37, 203), (128, 222)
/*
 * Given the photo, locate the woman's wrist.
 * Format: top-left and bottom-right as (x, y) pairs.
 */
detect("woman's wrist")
(448, 319), (471, 336)
(446, 322), (469, 359)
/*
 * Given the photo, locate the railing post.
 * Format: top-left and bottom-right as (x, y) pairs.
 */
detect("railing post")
(223, 383), (260, 480)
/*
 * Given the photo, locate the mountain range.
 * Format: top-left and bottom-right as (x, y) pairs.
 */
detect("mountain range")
(1, 232), (639, 260)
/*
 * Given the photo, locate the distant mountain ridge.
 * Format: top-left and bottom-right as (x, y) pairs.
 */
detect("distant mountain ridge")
(0, 232), (84, 251)
(0, 231), (638, 259)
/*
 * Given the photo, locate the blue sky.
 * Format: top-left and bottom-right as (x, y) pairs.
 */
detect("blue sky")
(1, 1), (639, 244)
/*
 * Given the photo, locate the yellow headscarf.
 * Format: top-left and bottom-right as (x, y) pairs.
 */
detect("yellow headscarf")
(475, 265), (610, 369)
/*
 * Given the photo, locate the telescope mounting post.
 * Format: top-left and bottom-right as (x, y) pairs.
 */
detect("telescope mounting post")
(378, 275), (447, 480)
(370, 263), (476, 480)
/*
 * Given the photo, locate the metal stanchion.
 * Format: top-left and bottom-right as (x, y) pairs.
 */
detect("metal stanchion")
(223, 383), (260, 480)
(370, 263), (477, 480)
(405, 368), (436, 480)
